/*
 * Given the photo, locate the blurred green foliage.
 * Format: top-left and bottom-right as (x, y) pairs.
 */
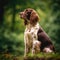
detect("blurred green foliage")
(0, 0), (60, 57)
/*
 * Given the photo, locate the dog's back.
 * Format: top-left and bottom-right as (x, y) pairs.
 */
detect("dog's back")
(37, 26), (55, 52)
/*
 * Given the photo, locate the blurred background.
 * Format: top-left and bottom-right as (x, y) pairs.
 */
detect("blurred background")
(0, 0), (60, 58)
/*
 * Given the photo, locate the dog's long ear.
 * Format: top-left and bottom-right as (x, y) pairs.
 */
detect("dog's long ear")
(30, 10), (39, 25)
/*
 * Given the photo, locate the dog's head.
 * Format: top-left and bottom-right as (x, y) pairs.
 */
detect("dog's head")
(19, 8), (39, 25)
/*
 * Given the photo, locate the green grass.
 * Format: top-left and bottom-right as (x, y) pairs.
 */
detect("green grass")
(24, 53), (60, 60)
(0, 53), (60, 60)
(27, 52), (60, 58)
(0, 53), (24, 60)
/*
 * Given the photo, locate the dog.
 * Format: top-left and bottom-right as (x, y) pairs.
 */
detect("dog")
(19, 8), (55, 56)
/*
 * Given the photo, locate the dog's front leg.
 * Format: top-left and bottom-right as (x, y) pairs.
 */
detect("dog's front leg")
(32, 40), (41, 55)
(24, 41), (27, 57)
(24, 37), (29, 57)
(32, 45), (35, 55)
(32, 40), (36, 55)
(24, 43), (30, 57)
(24, 32), (28, 57)
(24, 32), (31, 57)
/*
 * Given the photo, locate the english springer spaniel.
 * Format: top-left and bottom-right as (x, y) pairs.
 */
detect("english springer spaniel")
(19, 8), (55, 56)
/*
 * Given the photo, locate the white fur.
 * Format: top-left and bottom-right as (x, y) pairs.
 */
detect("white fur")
(32, 40), (41, 54)
(24, 23), (41, 56)
(43, 48), (53, 53)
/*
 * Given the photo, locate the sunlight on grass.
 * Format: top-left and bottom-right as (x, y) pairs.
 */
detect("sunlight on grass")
(24, 53), (60, 60)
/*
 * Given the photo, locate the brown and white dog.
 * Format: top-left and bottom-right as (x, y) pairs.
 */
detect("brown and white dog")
(19, 8), (55, 56)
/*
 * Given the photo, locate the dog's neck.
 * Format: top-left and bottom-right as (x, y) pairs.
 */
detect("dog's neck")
(25, 22), (40, 32)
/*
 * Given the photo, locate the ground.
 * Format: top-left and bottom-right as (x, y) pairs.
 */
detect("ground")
(0, 53), (60, 60)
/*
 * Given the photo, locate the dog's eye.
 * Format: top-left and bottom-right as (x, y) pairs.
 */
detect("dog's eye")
(26, 9), (28, 11)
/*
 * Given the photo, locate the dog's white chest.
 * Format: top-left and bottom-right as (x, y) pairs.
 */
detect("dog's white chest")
(24, 23), (40, 42)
